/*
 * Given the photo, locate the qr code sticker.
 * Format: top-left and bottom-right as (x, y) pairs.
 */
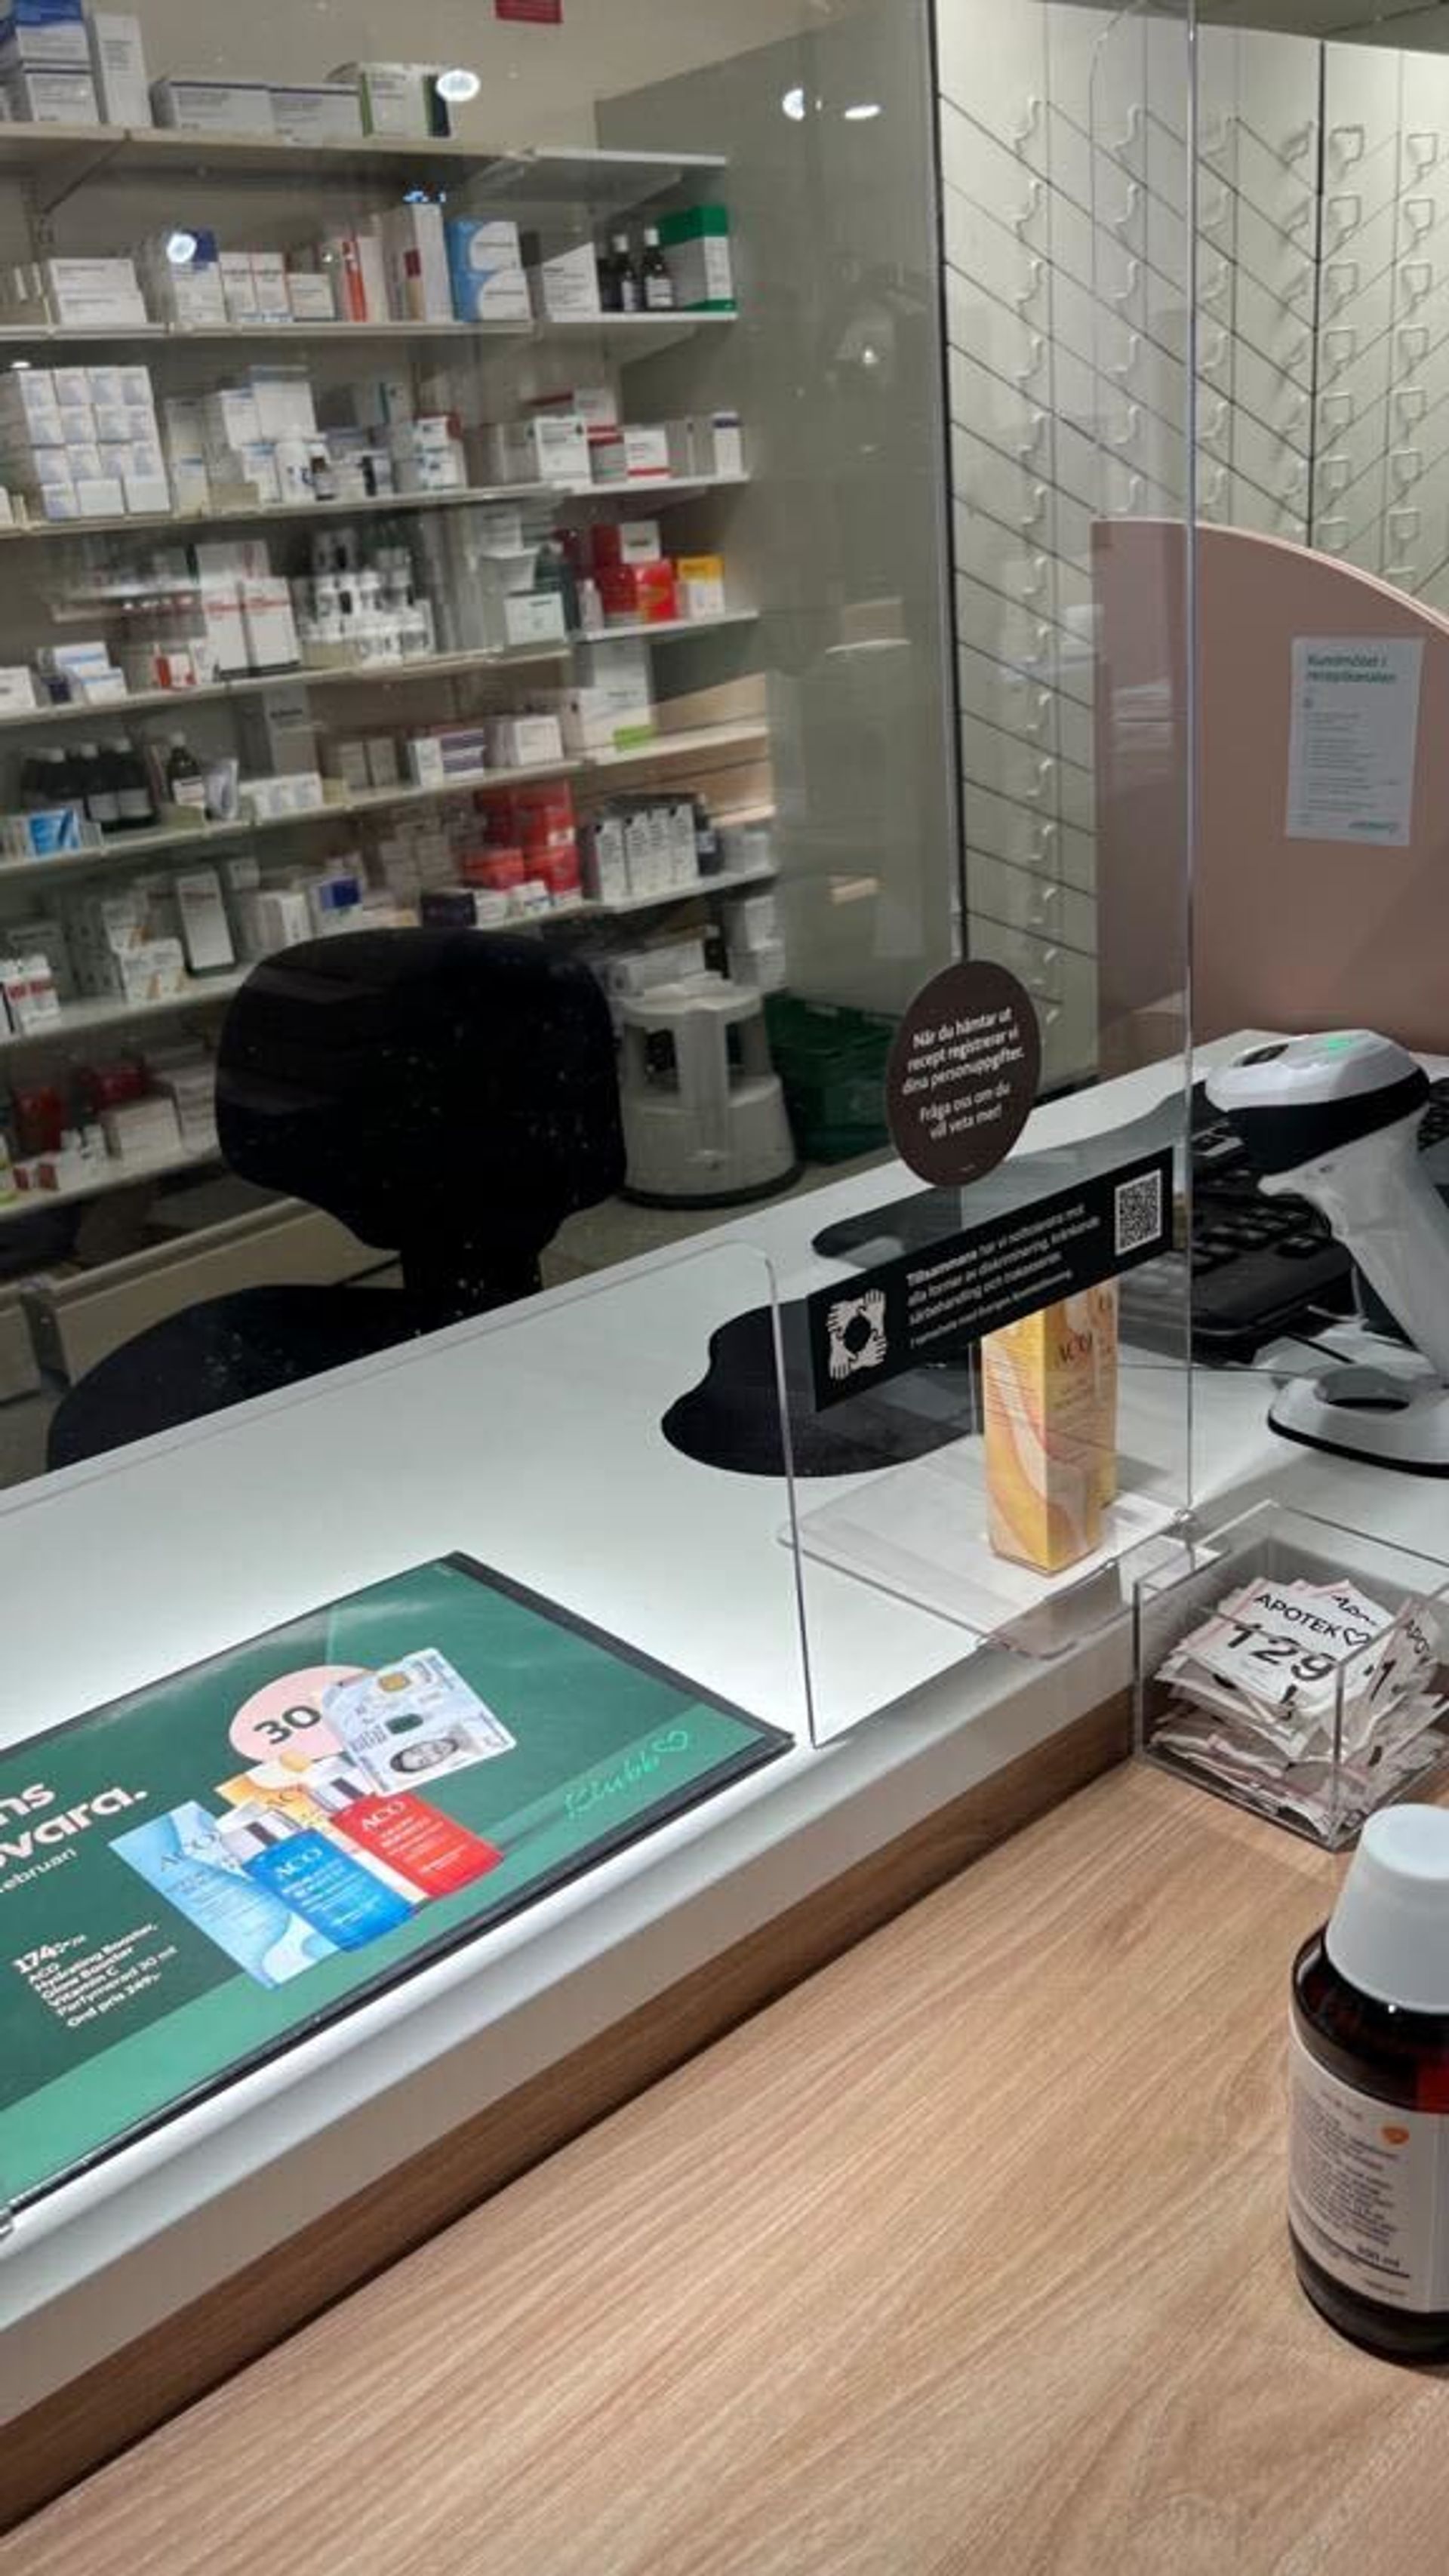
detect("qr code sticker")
(1115, 1169), (1164, 1257)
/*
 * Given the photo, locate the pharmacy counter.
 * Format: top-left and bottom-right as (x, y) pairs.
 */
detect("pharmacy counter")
(4, 1759), (1419, 2576)
(0, 1037), (1429, 2520)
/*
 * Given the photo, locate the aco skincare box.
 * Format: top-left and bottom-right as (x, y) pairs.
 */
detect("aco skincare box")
(982, 1285), (1118, 1574)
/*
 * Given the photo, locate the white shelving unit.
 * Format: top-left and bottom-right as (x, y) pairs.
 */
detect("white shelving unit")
(0, 615), (758, 740)
(0, 854), (780, 1070)
(0, 472), (750, 546)
(0, 723), (771, 889)
(0, 123), (766, 1375)
(0, 313), (736, 354)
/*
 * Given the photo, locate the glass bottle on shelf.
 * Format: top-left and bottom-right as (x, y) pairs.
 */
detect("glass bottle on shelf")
(20, 748), (68, 810)
(165, 737), (208, 814)
(641, 227), (675, 312)
(597, 235), (623, 312)
(110, 738), (156, 833)
(78, 742), (121, 834)
(611, 232), (642, 314)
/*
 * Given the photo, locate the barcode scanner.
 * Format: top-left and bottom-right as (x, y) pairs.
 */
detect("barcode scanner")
(1208, 1033), (1449, 1473)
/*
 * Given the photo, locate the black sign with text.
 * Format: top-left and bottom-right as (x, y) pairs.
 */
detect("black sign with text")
(808, 1150), (1174, 1411)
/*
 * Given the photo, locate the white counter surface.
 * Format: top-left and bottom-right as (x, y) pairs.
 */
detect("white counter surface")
(0, 1037), (1418, 2417)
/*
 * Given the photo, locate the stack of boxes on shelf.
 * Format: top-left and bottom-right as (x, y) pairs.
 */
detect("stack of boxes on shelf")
(149, 59), (457, 145)
(528, 205), (735, 320)
(0, 0), (149, 129)
(0, 341), (747, 528)
(581, 800), (771, 910)
(0, 1042), (218, 1202)
(491, 385), (744, 491)
(0, 362), (168, 524)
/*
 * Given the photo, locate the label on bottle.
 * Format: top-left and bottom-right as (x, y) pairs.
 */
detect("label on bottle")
(645, 277), (674, 312)
(1289, 2022), (1449, 2311)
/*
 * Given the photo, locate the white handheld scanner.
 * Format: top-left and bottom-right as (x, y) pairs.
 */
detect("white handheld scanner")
(1207, 1032), (1449, 1383)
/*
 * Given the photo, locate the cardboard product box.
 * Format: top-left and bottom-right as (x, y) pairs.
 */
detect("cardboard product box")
(580, 813), (626, 903)
(657, 205), (736, 311)
(445, 218), (530, 324)
(667, 411), (746, 482)
(591, 519), (663, 570)
(250, 252), (291, 326)
(38, 256), (147, 331)
(74, 475), (125, 518)
(174, 868), (235, 974)
(488, 411), (589, 488)
(676, 552), (728, 618)
(152, 77), (275, 136)
(287, 269), (337, 323)
(328, 61), (432, 140)
(0, 666), (39, 715)
(381, 202), (451, 325)
(248, 368), (317, 443)
(729, 938), (788, 994)
(528, 383), (620, 444)
(88, 12), (149, 124)
(0, 14), (91, 67)
(599, 561), (678, 626)
(591, 425), (671, 485)
(392, 448), (466, 495)
(525, 235), (600, 323)
(484, 713), (564, 771)
(552, 683), (656, 758)
(270, 83), (364, 145)
(219, 252), (259, 324)
(241, 577), (300, 674)
(142, 231), (227, 328)
(500, 592), (568, 651)
(1, 65), (98, 122)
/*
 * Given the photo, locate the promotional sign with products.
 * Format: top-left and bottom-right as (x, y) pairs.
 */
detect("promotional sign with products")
(0, 1555), (788, 2209)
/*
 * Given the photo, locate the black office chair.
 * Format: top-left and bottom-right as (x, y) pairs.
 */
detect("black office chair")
(48, 929), (626, 1469)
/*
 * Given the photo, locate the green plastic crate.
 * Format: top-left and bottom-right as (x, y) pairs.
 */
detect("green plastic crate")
(764, 994), (897, 1163)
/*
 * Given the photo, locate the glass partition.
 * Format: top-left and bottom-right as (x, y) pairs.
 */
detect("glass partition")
(0, 0), (958, 1496)
(1180, 2), (1449, 1538)
(0, 0), (1201, 1746)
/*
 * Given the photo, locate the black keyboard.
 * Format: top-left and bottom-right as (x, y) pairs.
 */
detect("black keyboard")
(812, 1076), (1449, 1368)
(1123, 1076), (1449, 1363)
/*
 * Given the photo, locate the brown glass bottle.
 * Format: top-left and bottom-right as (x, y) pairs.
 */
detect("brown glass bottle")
(1291, 1928), (1449, 2359)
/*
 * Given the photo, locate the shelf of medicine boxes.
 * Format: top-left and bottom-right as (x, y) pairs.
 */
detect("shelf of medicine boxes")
(0, 131), (728, 214)
(0, 848), (778, 1063)
(0, 617), (760, 740)
(0, 722), (773, 889)
(0, 314), (738, 356)
(0, 474), (752, 550)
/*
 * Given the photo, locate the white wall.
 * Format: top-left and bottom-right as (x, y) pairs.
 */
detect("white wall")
(128, 0), (835, 144)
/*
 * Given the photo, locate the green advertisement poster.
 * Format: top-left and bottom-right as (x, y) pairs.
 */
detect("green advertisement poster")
(0, 1555), (789, 2208)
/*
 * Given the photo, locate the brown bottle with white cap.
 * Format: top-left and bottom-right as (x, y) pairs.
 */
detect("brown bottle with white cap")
(1290, 1804), (1449, 2358)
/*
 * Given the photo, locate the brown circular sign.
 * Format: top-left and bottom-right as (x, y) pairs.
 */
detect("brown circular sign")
(885, 962), (1041, 1187)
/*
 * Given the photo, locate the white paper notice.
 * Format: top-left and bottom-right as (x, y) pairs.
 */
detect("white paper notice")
(1286, 636), (1423, 845)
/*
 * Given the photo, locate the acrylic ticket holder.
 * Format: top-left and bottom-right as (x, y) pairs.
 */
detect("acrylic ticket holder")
(777, 1073), (1195, 1745)
(1136, 1501), (1449, 1851)
(0, 1236), (813, 2221)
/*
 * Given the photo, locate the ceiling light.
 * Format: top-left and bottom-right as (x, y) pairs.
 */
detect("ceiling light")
(782, 85), (808, 121)
(435, 67), (481, 104)
(166, 229), (198, 266)
(843, 102), (882, 122)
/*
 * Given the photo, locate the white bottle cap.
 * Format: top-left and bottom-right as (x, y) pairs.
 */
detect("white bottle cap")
(1325, 1804), (1449, 2012)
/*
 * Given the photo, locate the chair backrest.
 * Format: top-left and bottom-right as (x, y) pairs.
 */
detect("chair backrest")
(217, 929), (626, 1319)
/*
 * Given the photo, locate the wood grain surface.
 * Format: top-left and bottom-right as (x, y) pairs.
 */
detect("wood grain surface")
(2, 1694), (1129, 2531)
(8, 1762), (1435, 2576)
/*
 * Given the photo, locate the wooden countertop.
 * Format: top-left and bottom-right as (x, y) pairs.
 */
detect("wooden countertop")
(9, 1759), (1445, 2576)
